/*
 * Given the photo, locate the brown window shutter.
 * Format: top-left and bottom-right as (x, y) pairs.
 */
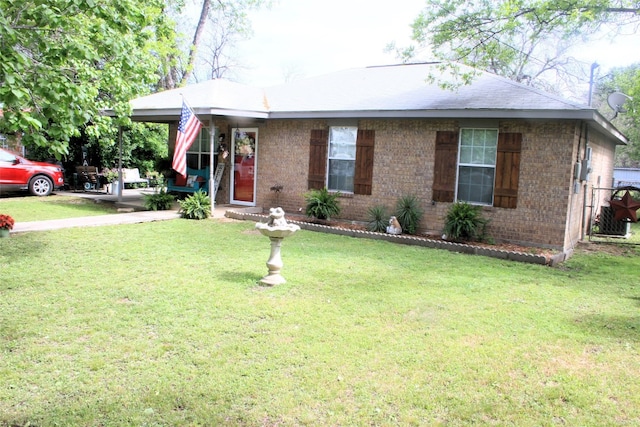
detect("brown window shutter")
(354, 129), (375, 195)
(432, 131), (458, 202)
(308, 129), (328, 190)
(494, 133), (522, 209)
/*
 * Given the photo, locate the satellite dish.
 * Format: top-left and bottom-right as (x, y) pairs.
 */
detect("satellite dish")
(607, 92), (632, 119)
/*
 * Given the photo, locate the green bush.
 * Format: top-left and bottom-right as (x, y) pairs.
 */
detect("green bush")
(178, 190), (211, 220)
(366, 205), (389, 232)
(394, 195), (423, 235)
(304, 187), (341, 220)
(443, 201), (490, 242)
(143, 189), (175, 211)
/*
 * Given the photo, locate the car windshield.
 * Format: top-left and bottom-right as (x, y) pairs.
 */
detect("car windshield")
(0, 150), (17, 163)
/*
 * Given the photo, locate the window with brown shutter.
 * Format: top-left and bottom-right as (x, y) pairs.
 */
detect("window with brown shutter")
(494, 133), (522, 209)
(308, 129), (328, 190)
(308, 127), (375, 194)
(354, 129), (375, 195)
(432, 131), (458, 202)
(433, 130), (522, 207)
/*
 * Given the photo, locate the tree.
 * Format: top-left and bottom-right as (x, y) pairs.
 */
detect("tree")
(164, 0), (270, 88)
(0, 0), (175, 158)
(595, 64), (640, 166)
(192, 6), (249, 81)
(404, 0), (640, 91)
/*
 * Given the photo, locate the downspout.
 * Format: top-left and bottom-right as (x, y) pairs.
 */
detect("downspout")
(581, 63), (598, 241)
(580, 122), (590, 241)
(568, 122), (583, 251)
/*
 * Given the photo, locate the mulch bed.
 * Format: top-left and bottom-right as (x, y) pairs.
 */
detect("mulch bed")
(239, 212), (562, 265)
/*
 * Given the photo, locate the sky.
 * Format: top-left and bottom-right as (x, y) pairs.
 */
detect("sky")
(232, 1), (640, 88)
(233, 0), (427, 87)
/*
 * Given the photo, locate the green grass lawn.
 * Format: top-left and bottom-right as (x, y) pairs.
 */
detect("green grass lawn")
(1, 210), (640, 425)
(0, 194), (119, 221)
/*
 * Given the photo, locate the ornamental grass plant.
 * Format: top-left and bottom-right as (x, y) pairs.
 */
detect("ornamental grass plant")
(443, 200), (490, 242)
(304, 187), (341, 221)
(178, 189), (211, 220)
(394, 194), (423, 234)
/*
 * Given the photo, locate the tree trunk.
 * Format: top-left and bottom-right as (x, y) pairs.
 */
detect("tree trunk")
(181, 0), (211, 86)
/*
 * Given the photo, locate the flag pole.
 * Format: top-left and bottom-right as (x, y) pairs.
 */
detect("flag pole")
(180, 94), (203, 122)
(209, 125), (216, 217)
(181, 95), (213, 213)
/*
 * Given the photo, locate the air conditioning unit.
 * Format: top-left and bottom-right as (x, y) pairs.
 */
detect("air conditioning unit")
(598, 206), (630, 236)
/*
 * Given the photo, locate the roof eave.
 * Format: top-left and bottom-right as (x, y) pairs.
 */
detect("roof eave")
(267, 108), (628, 145)
(268, 108), (592, 119)
(127, 108), (269, 123)
(591, 111), (628, 145)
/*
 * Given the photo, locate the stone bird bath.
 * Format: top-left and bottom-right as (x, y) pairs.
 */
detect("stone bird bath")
(255, 207), (300, 285)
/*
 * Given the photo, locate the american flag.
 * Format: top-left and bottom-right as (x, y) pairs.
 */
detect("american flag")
(172, 101), (202, 177)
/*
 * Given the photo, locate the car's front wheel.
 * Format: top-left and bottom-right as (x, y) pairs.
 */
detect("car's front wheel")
(29, 175), (53, 196)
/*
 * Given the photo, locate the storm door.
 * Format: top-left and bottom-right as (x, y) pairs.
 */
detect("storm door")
(230, 128), (257, 206)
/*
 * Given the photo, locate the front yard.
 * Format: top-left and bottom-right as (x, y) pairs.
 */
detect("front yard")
(1, 202), (639, 425)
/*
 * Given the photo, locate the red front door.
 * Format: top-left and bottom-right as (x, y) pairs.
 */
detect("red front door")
(231, 128), (257, 205)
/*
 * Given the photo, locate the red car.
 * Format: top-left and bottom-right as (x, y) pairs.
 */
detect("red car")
(0, 147), (65, 196)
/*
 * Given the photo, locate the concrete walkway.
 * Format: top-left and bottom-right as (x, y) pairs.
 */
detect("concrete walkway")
(8, 189), (248, 234)
(11, 209), (182, 233)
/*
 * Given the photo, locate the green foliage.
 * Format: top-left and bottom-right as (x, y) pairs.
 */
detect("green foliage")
(0, 0), (175, 157)
(144, 189), (175, 211)
(178, 190), (211, 220)
(96, 123), (169, 173)
(394, 195), (423, 235)
(304, 187), (341, 220)
(596, 63), (640, 167)
(366, 205), (389, 232)
(405, 1), (638, 91)
(443, 201), (490, 242)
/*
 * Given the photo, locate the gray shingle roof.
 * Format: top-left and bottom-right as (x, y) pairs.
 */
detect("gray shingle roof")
(264, 63), (588, 114)
(129, 79), (269, 121)
(126, 62), (626, 143)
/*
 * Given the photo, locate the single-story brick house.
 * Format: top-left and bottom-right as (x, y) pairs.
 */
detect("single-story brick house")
(128, 63), (627, 257)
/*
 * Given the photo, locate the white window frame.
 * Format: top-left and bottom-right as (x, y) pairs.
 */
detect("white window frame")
(327, 126), (357, 193)
(456, 128), (498, 206)
(186, 127), (212, 170)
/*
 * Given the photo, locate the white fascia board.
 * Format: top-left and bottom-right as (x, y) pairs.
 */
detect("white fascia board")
(267, 109), (627, 145)
(591, 111), (628, 145)
(267, 109), (594, 120)
(128, 108), (268, 123)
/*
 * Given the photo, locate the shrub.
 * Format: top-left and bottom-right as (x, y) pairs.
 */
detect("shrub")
(443, 201), (490, 242)
(394, 195), (423, 235)
(366, 205), (389, 232)
(178, 190), (211, 220)
(304, 187), (341, 220)
(143, 189), (175, 211)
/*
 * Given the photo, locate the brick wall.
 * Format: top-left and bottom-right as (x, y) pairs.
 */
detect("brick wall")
(213, 117), (616, 253)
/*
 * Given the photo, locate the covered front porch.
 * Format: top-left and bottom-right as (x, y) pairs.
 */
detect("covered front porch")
(125, 79), (269, 210)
